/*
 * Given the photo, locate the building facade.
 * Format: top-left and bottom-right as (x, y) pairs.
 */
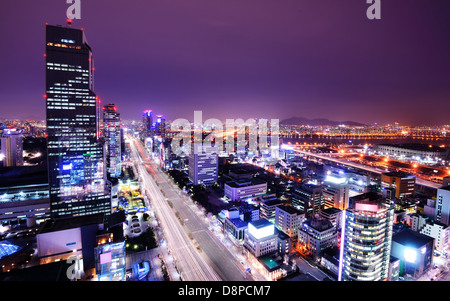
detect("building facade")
(436, 186), (450, 226)
(339, 192), (394, 281)
(45, 24), (111, 219)
(274, 205), (305, 238)
(298, 215), (338, 258)
(103, 103), (122, 178)
(323, 174), (349, 210)
(381, 171), (416, 199)
(292, 183), (323, 217)
(224, 178), (267, 202)
(0, 129), (23, 167)
(188, 143), (218, 186)
(244, 219), (278, 258)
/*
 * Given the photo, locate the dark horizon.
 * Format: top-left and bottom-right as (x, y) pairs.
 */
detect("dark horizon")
(1, 0), (450, 126)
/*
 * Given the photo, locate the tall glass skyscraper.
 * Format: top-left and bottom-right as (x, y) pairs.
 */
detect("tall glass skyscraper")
(45, 24), (110, 218)
(338, 192), (394, 281)
(142, 110), (153, 138)
(103, 103), (122, 178)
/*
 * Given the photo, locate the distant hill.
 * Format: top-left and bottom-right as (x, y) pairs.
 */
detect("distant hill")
(280, 117), (365, 127)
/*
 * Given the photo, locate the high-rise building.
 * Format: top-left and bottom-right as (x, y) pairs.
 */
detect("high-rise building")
(154, 114), (166, 138)
(323, 173), (349, 210)
(103, 103), (122, 178)
(188, 142), (218, 186)
(381, 171), (415, 199)
(298, 215), (338, 258)
(142, 110), (153, 138)
(436, 186), (450, 226)
(292, 183), (323, 217)
(0, 129), (23, 167)
(338, 192), (394, 281)
(45, 24), (110, 218)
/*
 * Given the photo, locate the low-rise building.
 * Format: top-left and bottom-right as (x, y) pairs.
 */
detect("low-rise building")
(259, 197), (283, 222)
(224, 178), (267, 202)
(410, 213), (450, 252)
(298, 215), (338, 258)
(274, 205), (305, 238)
(244, 219), (278, 258)
(391, 229), (434, 279)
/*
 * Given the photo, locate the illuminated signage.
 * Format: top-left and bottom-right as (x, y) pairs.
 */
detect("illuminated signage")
(404, 248), (417, 263)
(63, 163), (73, 170)
(355, 203), (379, 212)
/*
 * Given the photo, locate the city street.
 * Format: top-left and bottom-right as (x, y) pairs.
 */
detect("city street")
(128, 135), (249, 281)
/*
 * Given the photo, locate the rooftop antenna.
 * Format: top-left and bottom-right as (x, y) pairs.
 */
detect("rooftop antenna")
(67, 14), (73, 28)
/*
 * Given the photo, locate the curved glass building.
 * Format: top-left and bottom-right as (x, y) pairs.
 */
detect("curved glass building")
(338, 192), (394, 281)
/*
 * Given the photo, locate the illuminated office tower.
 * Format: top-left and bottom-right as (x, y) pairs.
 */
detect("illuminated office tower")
(323, 173), (349, 210)
(142, 110), (153, 138)
(45, 24), (110, 218)
(436, 186), (450, 226)
(0, 129), (23, 167)
(103, 103), (122, 178)
(292, 183), (323, 217)
(381, 171), (415, 199)
(154, 115), (166, 138)
(188, 142), (218, 186)
(338, 192), (394, 281)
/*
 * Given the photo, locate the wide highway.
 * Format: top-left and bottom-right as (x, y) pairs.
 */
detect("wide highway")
(294, 147), (442, 190)
(128, 135), (250, 281)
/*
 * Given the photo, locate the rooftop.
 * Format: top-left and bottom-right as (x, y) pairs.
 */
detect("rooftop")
(304, 215), (334, 231)
(228, 218), (248, 228)
(249, 218), (273, 230)
(440, 185), (450, 192)
(320, 207), (342, 215)
(382, 171), (415, 179)
(38, 213), (104, 234)
(261, 199), (284, 207)
(348, 192), (390, 211)
(0, 260), (72, 281)
(276, 205), (302, 215)
(392, 228), (434, 248)
(225, 178), (266, 188)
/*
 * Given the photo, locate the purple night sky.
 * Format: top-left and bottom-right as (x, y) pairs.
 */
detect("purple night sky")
(1, 0), (449, 125)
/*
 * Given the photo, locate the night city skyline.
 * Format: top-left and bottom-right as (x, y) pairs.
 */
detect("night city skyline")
(2, 0), (450, 289)
(1, 0), (450, 125)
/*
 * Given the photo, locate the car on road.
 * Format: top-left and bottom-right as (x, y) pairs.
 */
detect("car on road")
(133, 228), (141, 234)
(132, 222), (140, 228)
